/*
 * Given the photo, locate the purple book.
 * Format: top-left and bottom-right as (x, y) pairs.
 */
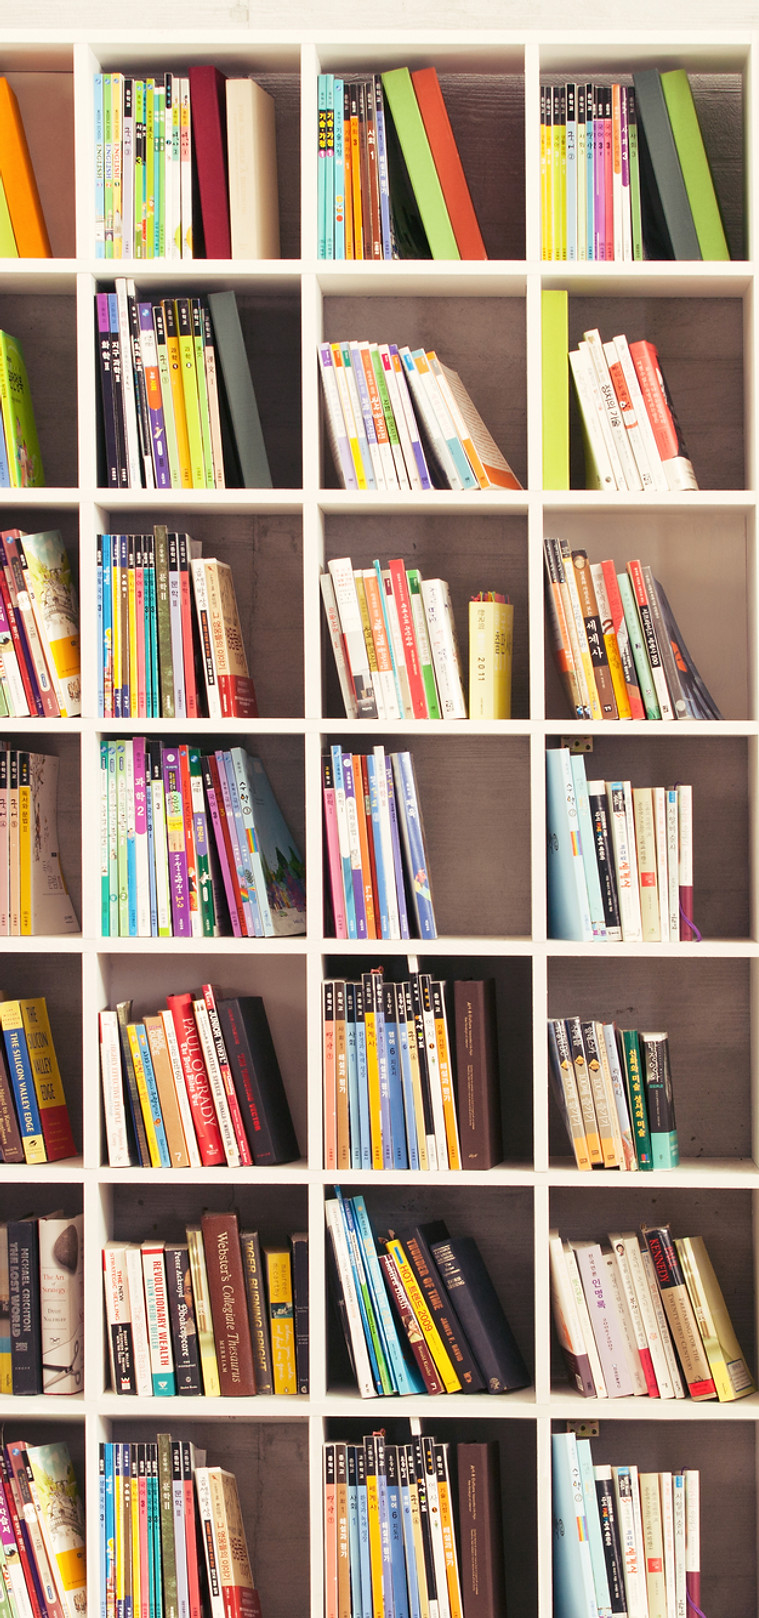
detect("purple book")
(340, 750), (367, 940)
(96, 291), (120, 489)
(215, 750), (259, 936)
(385, 757), (410, 939)
(593, 87), (605, 259)
(161, 746), (191, 937)
(201, 754), (241, 937)
(138, 302), (171, 488)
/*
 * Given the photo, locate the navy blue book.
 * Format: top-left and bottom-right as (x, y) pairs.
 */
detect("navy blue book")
(430, 1233), (530, 1394)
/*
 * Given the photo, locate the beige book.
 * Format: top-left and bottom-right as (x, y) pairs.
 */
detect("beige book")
(226, 78), (280, 259)
(186, 1225), (221, 1396)
(205, 1468), (258, 1607)
(676, 1234), (755, 1401)
(640, 1472), (668, 1618)
(143, 1014), (191, 1168)
(632, 786), (661, 942)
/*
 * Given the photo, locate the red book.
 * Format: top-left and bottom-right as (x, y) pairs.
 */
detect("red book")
(387, 559), (428, 718)
(202, 982), (253, 1166)
(178, 534), (199, 718)
(628, 339), (698, 491)
(200, 1212), (257, 1395)
(0, 1451), (45, 1618)
(411, 67), (486, 260)
(165, 991), (225, 1166)
(188, 65), (232, 258)
(378, 1250), (445, 1393)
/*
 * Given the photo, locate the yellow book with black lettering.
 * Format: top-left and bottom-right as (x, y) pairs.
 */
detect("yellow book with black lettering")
(18, 750), (31, 935)
(186, 1225), (221, 1396)
(173, 297), (205, 487)
(384, 1234), (461, 1393)
(19, 997), (76, 1162)
(162, 300), (193, 487)
(126, 1023), (162, 1168)
(265, 1246), (297, 1394)
(0, 999), (45, 1163)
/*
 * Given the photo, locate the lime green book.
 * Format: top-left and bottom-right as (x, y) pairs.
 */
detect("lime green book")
(0, 176), (17, 257)
(541, 289), (569, 490)
(660, 70), (729, 261)
(0, 330), (44, 487)
(380, 68), (460, 260)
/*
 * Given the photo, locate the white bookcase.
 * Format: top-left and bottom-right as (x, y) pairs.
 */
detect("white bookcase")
(0, 25), (756, 1618)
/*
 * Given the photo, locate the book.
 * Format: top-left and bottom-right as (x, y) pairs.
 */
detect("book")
(0, 79), (52, 257)
(675, 1233), (755, 1402)
(207, 290), (272, 488)
(411, 66), (486, 258)
(38, 1212), (83, 1395)
(468, 594), (513, 720)
(381, 69), (460, 259)
(0, 331), (44, 487)
(201, 1210), (257, 1396)
(217, 994), (299, 1166)
(226, 77), (280, 259)
(641, 1223), (717, 1399)
(430, 1232), (529, 1393)
(453, 977), (502, 1170)
(188, 65), (231, 257)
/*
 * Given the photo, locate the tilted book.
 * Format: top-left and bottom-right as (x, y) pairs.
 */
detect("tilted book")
(430, 1233), (529, 1394)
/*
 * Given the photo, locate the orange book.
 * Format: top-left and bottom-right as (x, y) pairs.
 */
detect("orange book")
(411, 67), (486, 260)
(0, 79), (51, 257)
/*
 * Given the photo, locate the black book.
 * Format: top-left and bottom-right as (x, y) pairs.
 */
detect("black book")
(239, 1230), (273, 1395)
(411, 1436), (438, 1607)
(164, 1242), (202, 1394)
(398, 1219), (485, 1392)
(115, 999), (151, 1167)
(96, 295), (120, 489)
(594, 1465), (628, 1614)
(8, 1217), (41, 1395)
(125, 282), (154, 485)
(633, 68), (701, 261)
(217, 995), (299, 1166)
(291, 1230), (309, 1395)
(383, 92), (431, 260)
(430, 1233), (530, 1394)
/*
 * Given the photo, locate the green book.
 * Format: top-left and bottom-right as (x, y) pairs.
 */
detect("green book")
(207, 290), (272, 488)
(627, 87), (644, 262)
(191, 298), (214, 487)
(0, 175), (17, 257)
(406, 568), (441, 718)
(541, 288), (569, 490)
(0, 330), (43, 487)
(616, 570), (660, 720)
(620, 1029), (653, 1170)
(157, 1433), (178, 1618)
(380, 68), (460, 260)
(660, 69), (729, 261)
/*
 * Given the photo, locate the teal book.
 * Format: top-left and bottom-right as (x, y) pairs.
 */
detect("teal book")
(575, 1439), (612, 1618)
(620, 1028), (653, 1170)
(381, 68), (459, 259)
(570, 753), (607, 940)
(545, 747), (594, 943)
(616, 571), (660, 720)
(551, 1432), (598, 1618)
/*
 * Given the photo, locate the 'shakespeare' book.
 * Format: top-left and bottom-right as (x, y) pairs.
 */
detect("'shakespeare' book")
(103, 1216), (308, 1400)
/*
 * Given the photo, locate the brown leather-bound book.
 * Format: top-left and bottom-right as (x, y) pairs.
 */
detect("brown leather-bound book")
(453, 979), (503, 1169)
(200, 1210), (257, 1395)
(457, 1442), (507, 1618)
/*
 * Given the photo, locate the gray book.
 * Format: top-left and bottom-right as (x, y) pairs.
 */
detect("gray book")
(633, 69), (701, 260)
(206, 290), (272, 488)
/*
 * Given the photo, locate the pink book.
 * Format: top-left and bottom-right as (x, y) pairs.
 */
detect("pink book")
(188, 65), (231, 258)
(388, 559), (427, 718)
(201, 754), (242, 937)
(135, 538), (146, 719)
(322, 755), (347, 939)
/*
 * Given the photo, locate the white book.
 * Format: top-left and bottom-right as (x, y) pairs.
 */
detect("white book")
(38, 1212), (83, 1395)
(613, 332), (669, 492)
(571, 1240), (635, 1397)
(124, 1242), (153, 1398)
(358, 341), (397, 488)
(388, 345), (431, 488)
(349, 341), (386, 490)
(140, 1240), (175, 1393)
(419, 977), (449, 1171)
(684, 1472), (700, 1608)
(324, 1199), (376, 1398)
(168, 75), (182, 260)
(362, 567), (400, 720)
(192, 997), (240, 1168)
(318, 344), (358, 491)
(628, 1467), (650, 1618)
(373, 745), (400, 940)
(666, 788), (680, 940)
(226, 77), (280, 259)
(102, 1242), (136, 1394)
(678, 784), (694, 939)
(583, 328), (642, 491)
(603, 337), (656, 490)
(654, 786), (670, 942)
(319, 572), (358, 720)
(422, 1437), (451, 1618)
(132, 738), (151, 938)
(121, 78), (135, 259)
(100, 1009), (131, 1167)
(340, 344), (376, 489)
(640, 1247), (686, 1397)
(659, 1473), (677, 1618)
(327, 556), (377, 718)
(180, 78), (193, 257)
(420, 577), (466, 719)
(171, 1445), (190, 1618)
(149, 761), (172, 936)
(160, 1008), (202, 1169)
(602, 1247), (647, 1395)
(569, 343), (617, 490)
(594, 1022), (627, 1166)
(399, 344), (462, 489)
(189, 555), (221, 718)
(114, 277), (144, 486)
(563, 1240), (607, 1397)
(606, 781), (643, 942)
(672, 1474), (687, 1618)
(600, 1024), (637, 1170)
(548, 1229), (597, 1396)
(194, 1466), (225, 1618)
(380, 567), (412, 717)
(621, 90), (633, 262)
(608, 1233), (657, 1393)
(374, 343), (411, 488)
(612, 1466), (647, 1618)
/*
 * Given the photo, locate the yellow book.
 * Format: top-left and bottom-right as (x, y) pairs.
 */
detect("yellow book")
(173, 297), (205, 487)
(125, 1023), (162, 1168)
(431, 982), (461, 1171)
(557, 539), (602, 720)
(468, 596), (513, 720)
(361, 973), (383, 1170)
(19, 997), (76, 1162)
(676, 1235), (756, 1402)
(434, 1443), (464, 1618)
(186, 1225), (220, 1396)
(127, 539), (138, 718)
(353, 573), (380, 690)
(363, 1437), (384, 1618)
(0, 174), (18, 257)
(163, 300), (193, 486)
(265, 1247), (297, 1394)
(384, 1235), (461, 1392)
(18, 750), (31, 934)
(540, 84), (549, 258)
(0, 999), (45, 1162)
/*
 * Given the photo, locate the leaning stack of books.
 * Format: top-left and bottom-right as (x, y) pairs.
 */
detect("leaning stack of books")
(326, 1191), (529, 1399)
(545, 539), (721, 722)
(323, 746), (435, 941)
(322, 555), (465, 721)
(103, 1215), (307, 1396)
(100, 1439), (261, 1617)
(550, 1224), (754, 1403)
(318, 64), (486, 261)
(549, 1018), (678, 1172)
(99, 740), (305, 940)
(98, 527), (256, 720)
(96, 281), (271, 490)
(552, 1432), (700, 1618)
(570, 327), (698, 493)
(0, 1441), (85, 1615)
(0, 996), (77, 1165)
(100, 989), (298, 1170)
(542, 68), (729, 263)
(0, 748), (78, 936)
(546, 748), (695, 943)
(0, 1212), (82, 1395)
(319, 339), (520, 492)
(95, 65), (279, 260)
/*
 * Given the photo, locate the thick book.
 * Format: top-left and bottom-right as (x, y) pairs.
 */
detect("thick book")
(410, 66), (486, 259)
(641, 1223), (717, 1399)
(188, 64), (231, 257)
(398, 1220), (485, 1392)
(203, 1467), (262, 1618)
(8, 1216), (41, 1395)
(453, 978), (502, 1169)
(640, 1031), (679, 1169)
(226, 77), (280, 259)
(19, 997), (76, 1161)
(217, 994), (299, 1166)
(239, 1230), (273, 1395)
(456, 1441), (507, 1618)
(201, 1210), (257, 1396)
(633, 68), (702, 260)
(38, 1212), (83, 1395)
(164, 1242), (202, 1395)
(26, 1441), (86, 1618)
(207, 290), (272, 488)
(430, 1233), (529, 1394)
(551, 1431), (598, 1618)
(675, 1233), (755, 1402)
(381, 69), (460, 259)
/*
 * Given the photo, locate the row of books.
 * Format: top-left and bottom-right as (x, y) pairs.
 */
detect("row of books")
(0, 997), (76, 1165)
(323, 746), (435, 942)
(97, 529), (256, 720)
(0, 529), (79, 718)
(0, 1213), (82, 1396)
(104, 1213), (307, 1397)
(327, 1192), (529, 1399)
(544, 538), (721, 723)
(550, 1224), (754, 1403)
(96, 66), (279, 262)
(325, 970), (502, 1174)
(545, 750), (695, 944)
(324, 1433), (505, 1618)
(319, 338), (519, 493)
(0, 1440), (85, 1618)
(100, 1440), (260, 1618)
(318, 64), (486, 262)
(99, 739), (305, 940)
(96, 282), (271, 491)
(0, 78), (52, 257)
(571, 327), (698, 493)
(541, 69), (729, 264)
(0, 749), (77, 937)
(99, 989), (298, 1170)
(552, 1433), (700, 1618)
(549, 1018), (678, 1173)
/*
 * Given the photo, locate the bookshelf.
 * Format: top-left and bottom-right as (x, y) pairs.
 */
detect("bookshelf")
(0, 23), (755, 1618)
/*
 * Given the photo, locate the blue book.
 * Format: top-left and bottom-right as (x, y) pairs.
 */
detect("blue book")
(383, 982), (409, 1170)
(341, 751), (368, 939)
(218, 750), (262, 936)
(570, 753), (607, 939)
(545, 747), (594, 942)
(331, 745), (357, 939)
(354, 982), (372, 1173)
(333, 79), (345, 259)
(372, 976), (394, 1169)
(334, 1190), (389, 1394)
(385, 757), (410, 939)
(576, 1438), (612, 1618)
(411, 347), (478, 489)
(396, 985), (420, 1170)
(375, 1435), (399, 1616)
(385, 1445), (410, 1618)
(391, 751), (434, 940)
(349, 1192), (422, 1396)
(345, 981), (362, 1170)
(366, 751), (390, 936)
(134, 1025), (171, 1167)
(398, 1445), (422, 1618)
(356, 1447), (373, 1618)
(347, 1447), (365, 1618)
(2, 1008), (44, 1154)
(551, 1431), (598, 1618)
(94, 74), (105, 255)
(340, 344), (376, 488)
